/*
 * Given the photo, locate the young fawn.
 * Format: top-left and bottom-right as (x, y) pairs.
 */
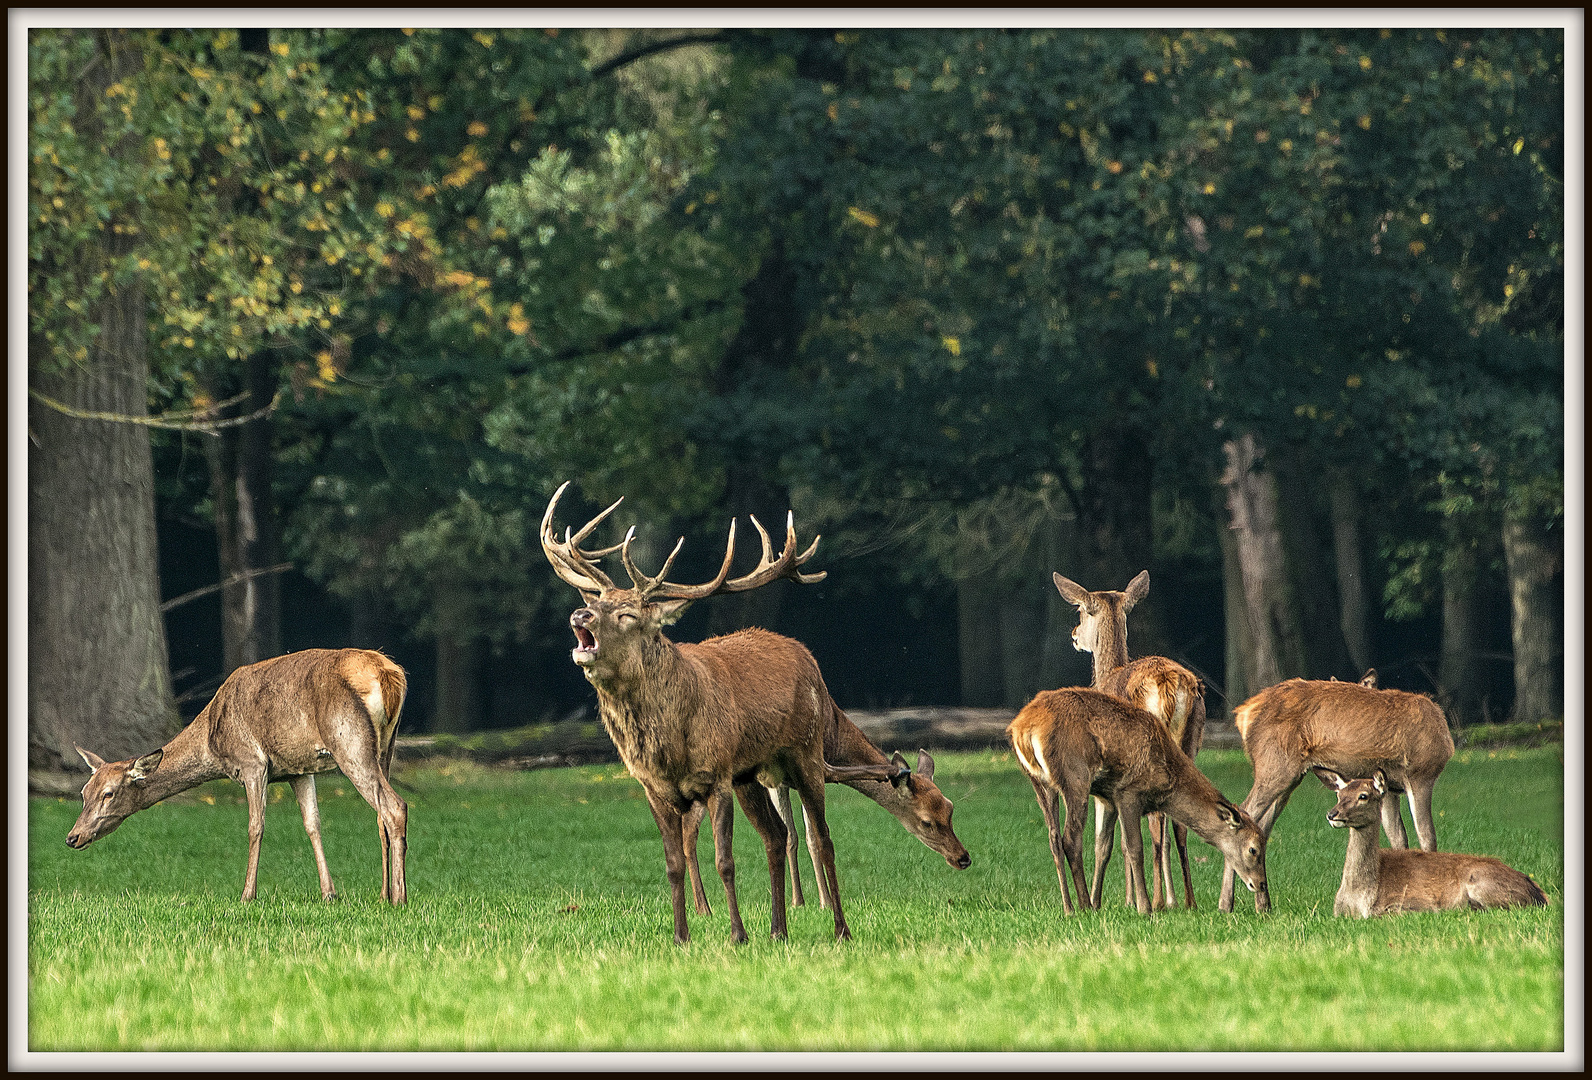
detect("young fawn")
(1323, 769), (1547, 918)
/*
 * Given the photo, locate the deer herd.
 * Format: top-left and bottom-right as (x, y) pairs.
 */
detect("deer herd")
(66, 482), (1549, 943)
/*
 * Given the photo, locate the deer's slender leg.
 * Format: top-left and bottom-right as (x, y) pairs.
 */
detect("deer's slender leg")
(1174, 820), (1196, 909)
(1089, 796), (1118, 910)
(708, 791), (749, 944)
(338, 756), (409, 904)
(681, 801), (713, 915)
(789, 769), (849, 940)
(239, 769), (268, 902)
(1056, 780), (1093, 912)
(1150, 811), (1173, 910)
(733, 781), (789, 940)
(1116, 795), (1152, 915)
(1032, 775), (1076, 914)
(643, 788), (692, 944)
(770, 785), (805, 908)
(1406, 778), (1439, 852)
(1380, 787), (1411, 849)
(290, 774), (336, 901)
(801, 799), (834, 910)
(1221, 768), (1301, 912)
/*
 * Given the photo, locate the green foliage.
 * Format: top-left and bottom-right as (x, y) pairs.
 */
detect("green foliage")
(28, 749), (1563, 1050)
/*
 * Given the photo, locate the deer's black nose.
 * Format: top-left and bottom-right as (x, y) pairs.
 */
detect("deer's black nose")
(570, 608), (594, 628)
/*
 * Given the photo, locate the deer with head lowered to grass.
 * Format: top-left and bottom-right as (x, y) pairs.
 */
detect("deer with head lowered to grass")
(541, 482), (965, 944)
(66, 648), (410, 903)
(1052, 570), (1206, 910)
(1008, 687), (1269, 915)
(1217, 677), (1455, 912)
(1322, 769), (1547, 917)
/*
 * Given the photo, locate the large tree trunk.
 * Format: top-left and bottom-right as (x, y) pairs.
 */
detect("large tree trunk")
(1502, 505), (1562, 723)
(1220, 433), (1307, 691)
(1217, 486), (1255, 719)
(956, 569), (1004, 707)
(1328, 475), (1372, 675)
(1438, 527), (1484, 727)
(201, 353), (282, 675)
(1272, 448), (1355, 678)
(1076, 428), (1167, 658)
(432, 587), (483, 733)
(28, 30), (175, 771)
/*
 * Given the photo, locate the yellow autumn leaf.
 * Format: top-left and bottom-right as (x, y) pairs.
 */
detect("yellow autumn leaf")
(507, 303), (530, 335)
(468, 120), (488, 137)
(847, 207), (880, 228)
(942, 336), (960, 356)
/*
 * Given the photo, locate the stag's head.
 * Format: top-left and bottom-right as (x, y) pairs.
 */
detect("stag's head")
(541, 482), (826, 686)
(65, 746), (163, 849)
(1211, 798), (1270, 913)
(880, 749), (971, 869)
(1323, 769), (1387, 830)
(1052, 570), (1149, 656)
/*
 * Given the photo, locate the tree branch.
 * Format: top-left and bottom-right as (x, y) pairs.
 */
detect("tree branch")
(588, 32), (730, 80)
(504, 296), (737, 375)
(159, 563), (293, 613)
(29, 388), (283, 435)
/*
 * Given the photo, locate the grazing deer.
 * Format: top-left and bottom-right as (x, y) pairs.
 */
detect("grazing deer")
(66, 649), (410, 903)
(1323, 769), (1547, 917)
(1052, 571), (1206, 910)
(1008, 687), (1269, 915)
(541, 482), (911, 944)
(683, 736), (968, 914)
(1217, 677), (1454, 912)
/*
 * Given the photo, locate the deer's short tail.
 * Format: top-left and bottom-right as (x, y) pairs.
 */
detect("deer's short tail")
(377, 662), (408, 732)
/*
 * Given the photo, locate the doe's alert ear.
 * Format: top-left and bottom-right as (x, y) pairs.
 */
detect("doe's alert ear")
(1313, 768), (1348, 790)
(1122, 569), (1150, 608)
(76, 746), (107, 773)
(1052, 572), (1091, 610)
(128, 748), (164, 781)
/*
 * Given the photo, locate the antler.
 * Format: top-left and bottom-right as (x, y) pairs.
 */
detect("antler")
(542, 482), (827, 603)
(540, 481), (627, 594)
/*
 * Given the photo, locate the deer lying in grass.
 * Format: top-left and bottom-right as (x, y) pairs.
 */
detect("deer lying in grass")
(1323, 769), (1547, 917)
(1218, 678), (1454, 912)
(1053, 570), (1206, 910)
(542, 482), (922, 944)
(66, 649), (410, 903)
(684, 739), (968, 914)
(1008, 687), (1269, 915)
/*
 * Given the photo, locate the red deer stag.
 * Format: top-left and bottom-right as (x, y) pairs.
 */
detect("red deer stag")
(1008, 688), (1269, 915)
(1053, 570), (1206, 910)
(684, 740), (968, 914)
(66, 649), (409, 903)
(1217, 678), (1454, 912)
(1323, 769), (1547, 917)
(541, 482), (910, 944)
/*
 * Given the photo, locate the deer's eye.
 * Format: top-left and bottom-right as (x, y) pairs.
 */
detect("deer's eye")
(1358, 793), (1368, 801)
(101, 789), (114, 801)
(617, 612), (638, 623)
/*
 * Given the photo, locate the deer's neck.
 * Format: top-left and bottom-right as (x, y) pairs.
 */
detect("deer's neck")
(139, 715), (227, 807)
(1090, 617), (1132, 686)
(828, 709), (890, 769)
(1158, 765), (1227, 841)
(590, 635), (699, 767)
(1335, 820), (1382, 916)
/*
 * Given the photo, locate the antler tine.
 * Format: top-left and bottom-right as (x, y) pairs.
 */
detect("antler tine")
(642, 519), (739, 601)
(718, 510), (827, 592)
(540, 481), (619, 593)
(621, 526), (688, 594)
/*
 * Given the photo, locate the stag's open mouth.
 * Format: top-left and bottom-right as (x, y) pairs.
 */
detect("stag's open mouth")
(571, 624), (598, 664)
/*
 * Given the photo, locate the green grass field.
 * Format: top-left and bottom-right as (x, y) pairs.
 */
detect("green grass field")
(27, 745), (1564, 1052)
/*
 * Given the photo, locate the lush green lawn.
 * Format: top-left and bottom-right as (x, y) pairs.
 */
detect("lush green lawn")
(27, 745), (1564, 1052)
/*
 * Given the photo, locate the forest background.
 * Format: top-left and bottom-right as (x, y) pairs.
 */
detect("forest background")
(22, 18), (1571, 772)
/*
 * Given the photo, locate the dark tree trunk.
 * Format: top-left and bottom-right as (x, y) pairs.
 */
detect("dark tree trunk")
(28, 30), (175, 771)
(1218, 485), (1255, 719)
(1272, 448), (1355, 679)
(201, 353), (282, 675)
(1438, 527), (1484, 726)
(1076, 427), (1167, 657)
(1502, 506), (1562, 723)
(1220, 433), (1307, 691)
(997, 539), (1050, 709)
(1328, 474), (1372, 675)
(956, 569), (1004, 707)
(434, 634), (485, 735)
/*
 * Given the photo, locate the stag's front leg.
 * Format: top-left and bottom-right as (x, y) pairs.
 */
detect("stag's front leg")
(239, 769), (269, 902)
(643, 789), (693, 945)
(708, 791), (750, 944)
(734, 781), (789, 940)
(681, 801), (713, 915)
